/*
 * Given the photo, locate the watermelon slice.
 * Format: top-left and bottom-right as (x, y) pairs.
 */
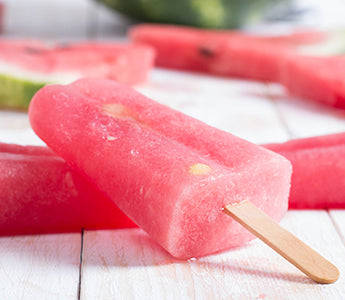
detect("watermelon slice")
(130, 24), (293, 82)
(129, 24), (345, 82)
(281, 55), (345, 109)
(0, 40), (155, 110)
(0, 142), (135, 236)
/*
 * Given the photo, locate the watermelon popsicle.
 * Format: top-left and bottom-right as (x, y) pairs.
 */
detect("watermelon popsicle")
(265, 132), (345, 209)
(0, 142), (135, 236)
(280, 55), (345, 109)
(29, 79), (338, 283)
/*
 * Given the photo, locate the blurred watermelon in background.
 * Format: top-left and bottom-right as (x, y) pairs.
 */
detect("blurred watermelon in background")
(96, 0), (292, 29)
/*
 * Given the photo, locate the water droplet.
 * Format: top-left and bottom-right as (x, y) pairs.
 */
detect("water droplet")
(107, 135), (115, 141)
(130, 149), (139, 156)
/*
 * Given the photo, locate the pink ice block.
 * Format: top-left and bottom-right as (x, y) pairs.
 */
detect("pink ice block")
(29, 78), (291, 258)
(265, 132), (345, 209)
(280, 55), (345, 109)
(0, 142), (135, 236)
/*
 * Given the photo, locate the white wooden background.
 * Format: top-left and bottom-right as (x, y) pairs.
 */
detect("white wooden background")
(2, 0), (345, 299)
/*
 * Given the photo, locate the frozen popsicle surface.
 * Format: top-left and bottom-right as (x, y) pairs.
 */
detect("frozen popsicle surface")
(0, 142), (135, 235)
(281, 55), (345, 109)
(29, 78), (292, 258)
(266, 133), (345, 209)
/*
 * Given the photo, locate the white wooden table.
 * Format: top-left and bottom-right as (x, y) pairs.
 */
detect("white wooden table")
(2, 1), (345, 299)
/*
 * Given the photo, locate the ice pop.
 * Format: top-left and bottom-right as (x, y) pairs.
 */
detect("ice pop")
(265, 132), (345, 209)
(280, 55), (345, 109)
(0, 142), (135, 236)
(29, 78), (292, 259)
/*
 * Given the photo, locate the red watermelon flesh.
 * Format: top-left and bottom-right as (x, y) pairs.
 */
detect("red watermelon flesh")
(280, 55), (345, 108)
(0, 40), (155, 85)
(265, 132), (345, 209)
(0, 142), (135, 236)
(129, 24), (329, 82)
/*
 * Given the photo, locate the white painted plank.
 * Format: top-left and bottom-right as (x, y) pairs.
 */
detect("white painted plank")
(329, 210), (345, 244)
(81, 211), (345, 300)
(0, 111), (44, 145)
(0, 233), (81, 299)
(268, 84), (345, 139)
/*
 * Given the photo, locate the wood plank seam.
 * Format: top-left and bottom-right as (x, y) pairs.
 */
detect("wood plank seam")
(327, 210), (345, 247)
(78, 229), (85, 300)
(266, 84), (295, 140)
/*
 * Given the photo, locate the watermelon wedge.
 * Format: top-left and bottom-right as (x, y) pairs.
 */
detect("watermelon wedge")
(0, 142), (135, 236)
(130, 24), (293, 82)
(0, 40), (155, 110)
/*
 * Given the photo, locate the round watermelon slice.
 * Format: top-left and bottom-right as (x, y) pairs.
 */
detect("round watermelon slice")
(0, 40), (155, 110)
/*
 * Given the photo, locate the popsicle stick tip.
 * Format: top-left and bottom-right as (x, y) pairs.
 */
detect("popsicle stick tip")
(312, 265), (339, 284)
(223, 200), (339, 284)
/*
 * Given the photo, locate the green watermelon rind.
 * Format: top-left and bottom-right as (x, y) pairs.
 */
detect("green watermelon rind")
(97, 0), (289, 29)
(298, 30), (345, 56)
(0, 74), (46, 110)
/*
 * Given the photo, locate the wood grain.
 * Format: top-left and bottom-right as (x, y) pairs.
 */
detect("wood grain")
(80, 211), (345, 299)
(0, 233), (81, 299)
(268, 83), (345, 139)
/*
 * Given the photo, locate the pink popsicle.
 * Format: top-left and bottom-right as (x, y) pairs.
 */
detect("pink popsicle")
(29, 78), (291, 259)
(0, 142), (135, 236)
(280, 55), (345, 109)
(266, 132), (345, 209)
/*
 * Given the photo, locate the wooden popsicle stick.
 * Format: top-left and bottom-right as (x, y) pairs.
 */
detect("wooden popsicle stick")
(223, 200), (339, 284)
